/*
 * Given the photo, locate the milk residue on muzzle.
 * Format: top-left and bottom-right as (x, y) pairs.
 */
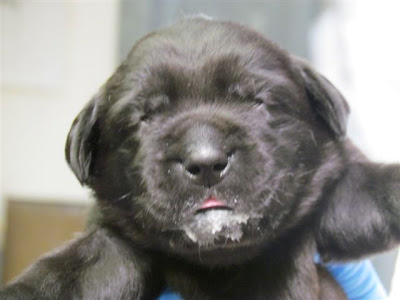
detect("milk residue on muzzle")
(183, 210), (261, 245)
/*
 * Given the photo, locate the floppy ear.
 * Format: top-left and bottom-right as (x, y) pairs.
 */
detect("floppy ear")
(293, 57), (350, 138)
(315, 143), (400, 262)
(65, 90), (103, 186)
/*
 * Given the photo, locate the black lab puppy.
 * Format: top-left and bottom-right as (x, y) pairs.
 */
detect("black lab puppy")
(1, 17), (399, 300)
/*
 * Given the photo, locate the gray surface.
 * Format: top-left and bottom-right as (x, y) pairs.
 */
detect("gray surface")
(119, 0), (321, 62)
(372, 249), (398, 293)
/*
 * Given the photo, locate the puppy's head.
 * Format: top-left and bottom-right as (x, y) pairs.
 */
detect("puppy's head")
(66, 18), (349, 265)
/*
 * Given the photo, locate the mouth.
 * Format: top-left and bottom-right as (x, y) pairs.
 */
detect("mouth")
(178, 195), (264, 248)
(196, 196), (233, 214)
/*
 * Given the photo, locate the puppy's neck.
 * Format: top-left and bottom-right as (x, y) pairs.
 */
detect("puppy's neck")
(164, 232), (318, 299)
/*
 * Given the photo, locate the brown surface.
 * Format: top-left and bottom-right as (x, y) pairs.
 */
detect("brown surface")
(3, 199), (88, 284)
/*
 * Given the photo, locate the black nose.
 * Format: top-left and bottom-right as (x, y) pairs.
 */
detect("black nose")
(184, 145), (230, 187)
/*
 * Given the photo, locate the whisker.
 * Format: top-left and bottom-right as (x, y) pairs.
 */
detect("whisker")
(113, 191), (133, 202)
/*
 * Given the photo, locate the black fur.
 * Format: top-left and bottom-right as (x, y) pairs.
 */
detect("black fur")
(2, 18), (399, 300)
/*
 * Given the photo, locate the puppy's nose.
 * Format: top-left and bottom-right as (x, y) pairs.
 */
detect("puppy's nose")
(184, 145), (229, 187)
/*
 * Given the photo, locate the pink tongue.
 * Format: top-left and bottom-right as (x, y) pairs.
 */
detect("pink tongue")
(200, 197), (227, 210)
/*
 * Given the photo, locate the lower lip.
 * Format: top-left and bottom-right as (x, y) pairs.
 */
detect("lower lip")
(197, 197), (233, 213)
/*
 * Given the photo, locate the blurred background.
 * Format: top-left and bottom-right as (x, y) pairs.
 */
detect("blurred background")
(1, 0), (399, 296)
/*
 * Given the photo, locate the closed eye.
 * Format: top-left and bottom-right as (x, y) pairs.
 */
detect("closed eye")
(255, 98), (264, 106)
(140, 114), (150, 123)
(139, 95), (170, 123)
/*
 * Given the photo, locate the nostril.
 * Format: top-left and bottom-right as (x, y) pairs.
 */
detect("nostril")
(213, 162), (228, 172)
(187, 164), (201, 176)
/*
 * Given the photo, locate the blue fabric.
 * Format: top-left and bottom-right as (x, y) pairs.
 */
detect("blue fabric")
(157, 259), (387, 300)
(325, 260), (387, 300)
(157, 288), (183, 300)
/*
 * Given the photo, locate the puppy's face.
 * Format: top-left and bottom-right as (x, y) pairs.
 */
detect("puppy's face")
(66, 19), (348, 265)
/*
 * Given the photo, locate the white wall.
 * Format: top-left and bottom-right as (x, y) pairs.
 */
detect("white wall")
(311, 0), (400, 163)
(1, 1), (119, 204)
